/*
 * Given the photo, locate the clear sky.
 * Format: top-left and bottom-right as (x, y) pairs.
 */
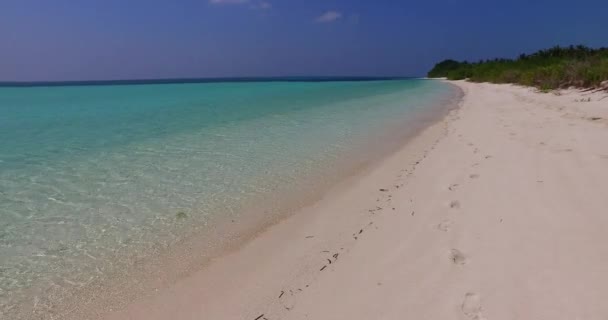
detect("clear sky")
(1, 0), (607, 81)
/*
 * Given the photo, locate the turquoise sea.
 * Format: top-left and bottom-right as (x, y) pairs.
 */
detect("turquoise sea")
(0, 78), (458, 318)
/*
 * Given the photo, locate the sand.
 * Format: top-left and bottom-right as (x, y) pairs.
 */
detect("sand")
(102, 81), (608, 320)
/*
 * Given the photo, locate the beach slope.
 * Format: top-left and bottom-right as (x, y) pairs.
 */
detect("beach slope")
(104, 81), (608, 320)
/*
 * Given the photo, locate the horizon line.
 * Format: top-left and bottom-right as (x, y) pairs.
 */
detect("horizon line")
(0, 75), (422, 88)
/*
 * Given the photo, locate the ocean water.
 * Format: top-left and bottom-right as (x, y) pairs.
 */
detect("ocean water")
(0, 79), (458, 318)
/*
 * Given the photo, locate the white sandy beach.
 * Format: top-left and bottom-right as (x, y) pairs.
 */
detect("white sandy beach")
(98, 81), (608, 320)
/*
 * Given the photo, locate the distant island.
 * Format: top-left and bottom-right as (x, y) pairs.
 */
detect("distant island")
(428, 45), (608, 90)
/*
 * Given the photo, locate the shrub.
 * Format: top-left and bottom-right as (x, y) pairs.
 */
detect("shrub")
(427, 45), (608, 90)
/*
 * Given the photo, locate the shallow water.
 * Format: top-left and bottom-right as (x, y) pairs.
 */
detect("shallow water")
(0, 79), (457, 317)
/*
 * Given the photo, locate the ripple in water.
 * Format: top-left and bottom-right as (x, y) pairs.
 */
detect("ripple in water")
(0, 79), (458, 318)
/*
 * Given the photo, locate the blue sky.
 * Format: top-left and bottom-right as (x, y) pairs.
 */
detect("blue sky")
(1, 0), (607, 81)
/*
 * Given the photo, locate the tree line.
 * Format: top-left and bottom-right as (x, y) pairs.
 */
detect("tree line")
(428, 45), (608, 90)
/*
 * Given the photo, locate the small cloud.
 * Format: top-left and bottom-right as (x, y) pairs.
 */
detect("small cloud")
(256, 1), (272, 9)
(209, 0), (249, 5)
(210, 0), (271, 10)
(250, 1), (271, 10)
(315, 10), (342, 23)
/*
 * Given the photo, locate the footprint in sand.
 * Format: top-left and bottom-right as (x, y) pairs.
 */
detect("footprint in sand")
(437, 220), (452, 232)
(469, 174), (480, 179)
(555, 148), (573, 153)
(279, 290), (297, 311)
(448, 183), (459, 191)
(449, 200), (461, 209)
(450, 249), (467, 265)
(461, 292), (486, 320)
(450, 249), (469, 265)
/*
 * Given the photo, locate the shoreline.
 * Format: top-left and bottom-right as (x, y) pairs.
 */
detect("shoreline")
(91, 84), (464, 320)
(43, 80), (608, 319)
(20, 82), (461, 320)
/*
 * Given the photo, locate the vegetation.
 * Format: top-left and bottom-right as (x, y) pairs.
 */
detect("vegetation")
(428, 45), (608, 90)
